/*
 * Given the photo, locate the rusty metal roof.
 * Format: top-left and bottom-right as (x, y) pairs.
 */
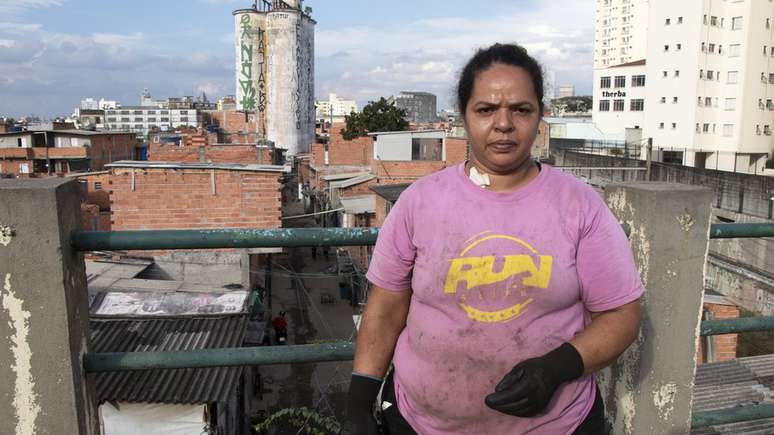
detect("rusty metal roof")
(90, 315), (249, 405)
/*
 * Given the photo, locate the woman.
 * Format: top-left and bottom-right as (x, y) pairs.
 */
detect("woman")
(346, 43), (643, 435)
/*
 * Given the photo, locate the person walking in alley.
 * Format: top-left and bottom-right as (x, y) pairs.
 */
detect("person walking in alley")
(272, 311), (287, 345)
(345, 43), (643, 434)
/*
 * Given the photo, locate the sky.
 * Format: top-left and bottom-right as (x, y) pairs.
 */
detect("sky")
(0, 0), (595, 118)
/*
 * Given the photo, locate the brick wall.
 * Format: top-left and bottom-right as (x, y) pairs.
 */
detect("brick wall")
(340, 180), (377, 198)
(373, 160), (447, 184)
(88, 134), (137, 170)
(697, 302), (740, 364)
(205, 110), (261, 144)
(110, 167), (282, 231)
(327, 124), (373, 166)
(149, 143), (273, 164)
(445, 137), (469, 165)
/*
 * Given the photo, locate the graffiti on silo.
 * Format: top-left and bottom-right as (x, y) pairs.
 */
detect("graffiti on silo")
(238, 14), (257, 111)
(257, 27), (267, 113)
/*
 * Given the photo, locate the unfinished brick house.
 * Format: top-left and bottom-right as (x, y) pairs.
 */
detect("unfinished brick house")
(0, 130), (138, 177)
(102, 160), (287, 287)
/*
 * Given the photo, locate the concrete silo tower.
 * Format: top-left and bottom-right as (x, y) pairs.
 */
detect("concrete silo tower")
(233, 1), (315, 156)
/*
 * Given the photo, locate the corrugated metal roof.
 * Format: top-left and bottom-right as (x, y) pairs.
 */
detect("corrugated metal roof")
(91, 315), (249, 405)
(691, 355), (774, 434)
(321, 171), (370, 181)
(329, 173), (375, 189)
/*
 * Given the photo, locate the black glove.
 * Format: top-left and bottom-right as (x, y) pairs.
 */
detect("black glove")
(343, 373), (381, 435)
(485, 343), (584, 417)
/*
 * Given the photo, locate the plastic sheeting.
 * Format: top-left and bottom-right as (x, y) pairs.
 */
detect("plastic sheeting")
(100, 402), (209, 435)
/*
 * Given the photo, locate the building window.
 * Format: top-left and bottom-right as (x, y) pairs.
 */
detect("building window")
(770, 47), (774, 56)
(630, 99), (644, 111)
(719, 45), (723, 54)
(148, 118), (157, 122)
(671, 122), (677, 129)
(599, 100), (610, 111)
(613, 99), (625, 111)
(768, 99), (774, 110)
(701, 42), (706, 53)
(663, 151), (683, 164)
(727, 71), (739, 83)
(663, 71), (668, 77)
(732, 16), (743, 30)
(133, 110), (142, 115)
(107, 117), (116, 122)
(697, 97), (703, 106)
(723, 124), (734, 137)
(664, 44), (669, 52)
(665, 18), (671, 25)
(677, 43), (682, 50)
(121, 117), (130, 122)
(709, 43), (715, 53)
(757, 125), (762, 135)
(94, 182), (102, 190)
(674, 70), (680, 77)
(765, 125), (772, 136)
(699, 69), (704, 79)
(134, 117), (142, 122)
(767, 18), (771, 29)
(673, 97), (679, 103)
(411, 138), (443, 161)
(614, 76), (626, 87)
(631, 75), (646, 87)
(759, 99), (765, 109)
(678, 17), (683, 24)
(696, 123), (701, 133)
(600, 76), (611, 88)
(705, 97), (712, 106)
(707, 70), (714, 80)
(729, 44), (741, 57)
(659, 122), (665, 129)
(703, 14), (708, 25)
(724, 98), (736, 110)
(710, 16), (718, 26)
(769, 73), (774, 84)
(703, 123), (710, 133)
(134, 124), (142, 129)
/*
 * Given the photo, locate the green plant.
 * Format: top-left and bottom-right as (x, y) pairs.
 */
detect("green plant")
(253, 407), (342, 435)
(342, 98), (408, 140)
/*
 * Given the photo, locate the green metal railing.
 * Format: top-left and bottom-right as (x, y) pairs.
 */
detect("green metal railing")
(73, 224), (774, 429)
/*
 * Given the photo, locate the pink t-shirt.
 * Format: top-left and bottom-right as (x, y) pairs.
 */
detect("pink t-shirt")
(366, 163), (644, 434)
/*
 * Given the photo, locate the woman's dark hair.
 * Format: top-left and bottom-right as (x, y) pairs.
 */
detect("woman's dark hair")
(457, 43), (545, 116)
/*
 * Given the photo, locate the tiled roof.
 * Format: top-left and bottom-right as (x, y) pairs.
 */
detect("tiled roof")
(91, 315), (249, 405)
(691, 355), (774, 434)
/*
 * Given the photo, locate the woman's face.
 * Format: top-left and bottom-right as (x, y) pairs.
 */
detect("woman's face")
(463, 63), (541, 174)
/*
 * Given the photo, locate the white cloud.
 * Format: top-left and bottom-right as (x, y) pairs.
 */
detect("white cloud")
(0, 22), (41, 33)
(315, 0), (595, 109)
(0, 0), (63, 16)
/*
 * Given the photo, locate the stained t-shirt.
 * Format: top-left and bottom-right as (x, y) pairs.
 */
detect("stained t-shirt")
(366, 163), (644, 435)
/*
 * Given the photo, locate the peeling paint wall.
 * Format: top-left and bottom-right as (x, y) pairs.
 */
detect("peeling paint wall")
(1, 273), (41, 435)
(600, 183), (712, 434)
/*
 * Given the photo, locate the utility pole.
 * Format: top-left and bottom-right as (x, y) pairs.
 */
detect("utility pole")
(646, 137), (653, 181)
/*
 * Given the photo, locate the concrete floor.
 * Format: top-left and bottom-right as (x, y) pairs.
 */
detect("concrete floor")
(251, 196), (357, 433)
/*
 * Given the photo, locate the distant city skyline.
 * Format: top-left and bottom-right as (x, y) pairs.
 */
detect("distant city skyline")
(0, 0), (595, 118)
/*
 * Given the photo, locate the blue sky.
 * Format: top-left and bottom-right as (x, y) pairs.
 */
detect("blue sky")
(0, 0), (595, 118)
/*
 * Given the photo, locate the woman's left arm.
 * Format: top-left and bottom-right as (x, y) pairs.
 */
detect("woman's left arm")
(570, 299), (642, 374)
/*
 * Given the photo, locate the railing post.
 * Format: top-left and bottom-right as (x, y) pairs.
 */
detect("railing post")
(0, 179), (98, 434)
(599, 183), (713, 434)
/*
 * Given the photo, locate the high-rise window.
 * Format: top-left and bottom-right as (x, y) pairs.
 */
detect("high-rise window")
(599, 100), (610, 111)
(630, 99), (644, 111)
(600, 76), (611, 88)
(614, 76), (626, 87)
(727, 71), (739, 84)
(723, 124), (734, 137)
(732, 17), (743, 30)
(729, 44), (741, 57)
(673, 97), (679, 103)
(724, 98), (736, 110)
(707, 70), (714, 80)
(631, 75), (646, 87)
(613, 99), (625, 111)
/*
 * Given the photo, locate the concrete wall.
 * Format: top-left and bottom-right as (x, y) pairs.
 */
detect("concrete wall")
(0, 134), (31, 149)
(600, 183), (713, 434)
(0, 178), (98, 434)
(373, 131), (444, 161)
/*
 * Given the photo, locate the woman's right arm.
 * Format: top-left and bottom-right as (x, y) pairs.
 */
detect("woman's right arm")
(353, 285), (412, 378)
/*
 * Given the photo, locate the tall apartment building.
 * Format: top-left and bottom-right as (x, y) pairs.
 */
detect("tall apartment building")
(592, 0), (774, 174)
(388, 91), (438, 124)
(644, 1), (774, 173)
(594, 0), (649, 68)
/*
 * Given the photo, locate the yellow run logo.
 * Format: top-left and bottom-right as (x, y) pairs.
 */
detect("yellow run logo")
(443, 233), (553, 323)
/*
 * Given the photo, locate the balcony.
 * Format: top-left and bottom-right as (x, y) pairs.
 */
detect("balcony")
(2, 179), (774, 433)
